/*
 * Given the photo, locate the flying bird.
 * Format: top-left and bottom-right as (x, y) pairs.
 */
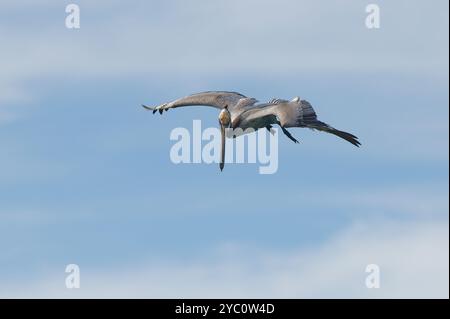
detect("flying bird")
(142, 91), (360, 171)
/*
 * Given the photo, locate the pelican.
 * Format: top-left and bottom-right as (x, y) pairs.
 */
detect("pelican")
(142, 91), (360, 171)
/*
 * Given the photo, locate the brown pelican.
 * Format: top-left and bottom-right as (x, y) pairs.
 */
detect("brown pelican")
(142, 91), (360, 171)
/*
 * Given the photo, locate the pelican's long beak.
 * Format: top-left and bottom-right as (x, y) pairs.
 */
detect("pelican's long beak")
(218, 106), (230, 172)
(220, 124), (226, 171)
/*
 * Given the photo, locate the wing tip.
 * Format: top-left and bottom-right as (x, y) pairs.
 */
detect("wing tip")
(142, 104), (163, 114)
(141, 104), (154, 111)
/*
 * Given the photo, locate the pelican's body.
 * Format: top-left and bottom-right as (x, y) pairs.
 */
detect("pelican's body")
(142, 91), (360, 170)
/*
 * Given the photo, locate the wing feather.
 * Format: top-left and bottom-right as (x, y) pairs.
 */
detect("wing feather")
(142, 91), (246, 114)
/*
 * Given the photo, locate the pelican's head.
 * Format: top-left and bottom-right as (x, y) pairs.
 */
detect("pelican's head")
(218, 105), (231, 128)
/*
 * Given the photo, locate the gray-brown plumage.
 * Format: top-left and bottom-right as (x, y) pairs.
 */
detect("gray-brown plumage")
(142, 91), (360, 170)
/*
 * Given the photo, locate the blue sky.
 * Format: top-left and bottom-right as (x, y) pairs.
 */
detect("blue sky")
(0, 0), (448, 298)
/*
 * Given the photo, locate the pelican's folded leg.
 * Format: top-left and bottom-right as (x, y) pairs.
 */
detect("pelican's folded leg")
(281, 126), (299, 144)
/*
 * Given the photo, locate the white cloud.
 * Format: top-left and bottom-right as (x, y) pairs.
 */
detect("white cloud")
(141, 183), (449, 220)
(0, 0), (447, 81)
(2, 219), (447, 298)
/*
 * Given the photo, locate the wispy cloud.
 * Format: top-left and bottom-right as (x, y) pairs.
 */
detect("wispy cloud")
(1, 220), (447, 298)
(1, 0), (448, 81)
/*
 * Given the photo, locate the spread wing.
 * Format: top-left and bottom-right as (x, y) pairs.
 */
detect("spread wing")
(142, 91), (247, 114)
(244, 99), (361, 147)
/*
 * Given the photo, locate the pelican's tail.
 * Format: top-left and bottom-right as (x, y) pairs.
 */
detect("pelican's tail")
(293, 100), (360, 147)
(306, 120), (361, 147)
